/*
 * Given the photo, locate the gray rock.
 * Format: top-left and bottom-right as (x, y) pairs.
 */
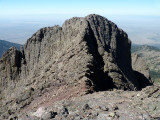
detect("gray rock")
(132, 53), (153, 88)
(0, 14), (152, 119)
(17, 86), (160, 120)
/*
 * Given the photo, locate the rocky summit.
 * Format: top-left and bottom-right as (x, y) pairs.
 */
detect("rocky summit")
(0, 14), (154, 119)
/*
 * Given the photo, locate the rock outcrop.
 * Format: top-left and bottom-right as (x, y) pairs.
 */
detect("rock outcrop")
(0, 14), (152, 119)
(132, 53), (152, 88)
(0, 40), (21, 57)
(131, 44), (160, 84)
(132, 53), (150, 79)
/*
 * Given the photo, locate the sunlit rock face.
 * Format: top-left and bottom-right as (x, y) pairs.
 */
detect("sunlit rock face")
(0, 14), (152, 119)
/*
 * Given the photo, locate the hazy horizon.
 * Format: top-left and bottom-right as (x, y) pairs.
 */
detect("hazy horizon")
(0, 0), (159, 45)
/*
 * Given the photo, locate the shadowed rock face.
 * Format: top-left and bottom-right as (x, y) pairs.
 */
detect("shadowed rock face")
(132, 53), (153, 88)
(0, 14), (152, 119)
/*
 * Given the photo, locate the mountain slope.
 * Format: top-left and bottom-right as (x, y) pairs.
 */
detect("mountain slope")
(131, 44), (160, 83)
(0, 40), (21, 57)
(0, 14), (152, 119)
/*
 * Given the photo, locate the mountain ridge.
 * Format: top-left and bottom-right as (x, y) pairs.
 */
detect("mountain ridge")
(0, 39), (21, 57)
(0, 14), (153, 119)
(131, 44), (160, 83)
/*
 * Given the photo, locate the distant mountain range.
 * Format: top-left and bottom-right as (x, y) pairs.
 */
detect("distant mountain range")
(0, 40), (21, 58)
(131, 44), (160, 83)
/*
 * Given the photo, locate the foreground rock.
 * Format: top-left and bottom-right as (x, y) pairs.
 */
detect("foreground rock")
(0, 14), (152, 119)
(15, 85), (160, 120)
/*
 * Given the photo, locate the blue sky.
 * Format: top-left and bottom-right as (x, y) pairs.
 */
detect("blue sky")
(0, 0), (160, 45)
(0, 0), (160, 17)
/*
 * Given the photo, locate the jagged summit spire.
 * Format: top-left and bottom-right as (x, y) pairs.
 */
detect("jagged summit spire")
(0, 14), (152, 119)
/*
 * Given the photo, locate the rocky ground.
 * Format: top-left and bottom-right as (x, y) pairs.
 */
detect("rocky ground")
(9, 85), (159, 120)
(0, 14), (157, 120)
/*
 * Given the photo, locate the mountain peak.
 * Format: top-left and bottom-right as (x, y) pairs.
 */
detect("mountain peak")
(0, 14), (152, 119)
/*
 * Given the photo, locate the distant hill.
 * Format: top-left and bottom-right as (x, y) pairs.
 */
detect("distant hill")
(0, 40), (21, 58)
(131, 44), (160, 53)
(131, 44), (160, 83)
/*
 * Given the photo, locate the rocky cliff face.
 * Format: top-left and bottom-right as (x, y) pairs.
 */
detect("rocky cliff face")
(0, 14), (152, 119)
(132, 53), (152, 88)
(132, 44), (160, 84)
